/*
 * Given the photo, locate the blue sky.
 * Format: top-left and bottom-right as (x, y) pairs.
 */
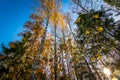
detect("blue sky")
(0, 0), (33, 45)
(0, 0), (70, 46)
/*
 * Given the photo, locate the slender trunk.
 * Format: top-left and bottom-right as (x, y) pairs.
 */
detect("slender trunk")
(68, 22), (78, 80)
(61, 50), (64, 68)
(67, 55), (71, 80)
(62, 28), (67, 78)
(63, 29), (70, 80)
(37, 17), (49, 58)
(54, 25), (57, 80)
(31, 17), (49, 80)
(84, 57), (92, 72)
(62, 50), (66, 77)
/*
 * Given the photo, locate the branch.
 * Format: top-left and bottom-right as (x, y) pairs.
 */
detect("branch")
(72, 0), (89, 13)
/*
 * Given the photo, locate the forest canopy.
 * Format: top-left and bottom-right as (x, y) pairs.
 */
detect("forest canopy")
(0, 0), (120, 80)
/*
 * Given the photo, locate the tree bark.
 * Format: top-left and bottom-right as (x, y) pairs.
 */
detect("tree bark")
(54, 25), (57, 80)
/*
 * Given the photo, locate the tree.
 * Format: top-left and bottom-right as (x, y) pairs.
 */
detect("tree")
(75, 7), (120, 79)
(49, 10), (66, 80)
(0, 36), (28, 79)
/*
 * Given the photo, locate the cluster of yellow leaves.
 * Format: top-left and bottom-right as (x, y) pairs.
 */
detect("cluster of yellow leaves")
(75, 17), (81, 23)
(43, 52), (49, 57)
(93, 14), (99, 18)
(91, 57), (96, 62)
(96, 26), (104, 32)
(33, 26), (44, 37)
(97, 55), (102, 59)
(91, 53), (102, 62)
(85, 30), (90, 35)
(96, 53), (102, 59)
(50, 11), (65, 28)
(43, 0), (57, 12)
(41, 0), (61, 19)
(84, 26), (103, 35)
(42, 0), (65, 29)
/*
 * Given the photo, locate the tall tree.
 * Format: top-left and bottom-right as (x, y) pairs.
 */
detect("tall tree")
(49, 9), (65, 80)
(75, 7), (120, 79)
(30, 0), (63, 79)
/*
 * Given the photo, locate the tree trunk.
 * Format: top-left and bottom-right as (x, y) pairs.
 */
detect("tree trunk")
(54, 25), (57, 80)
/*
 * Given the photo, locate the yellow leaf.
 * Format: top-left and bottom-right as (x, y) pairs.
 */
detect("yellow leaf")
(97, 55), (102, 59)
(93, 14), (99, 18)
(91, 57), (95, 62)
(75, 17), (81, 23)
(96, 26), (103, 32)
(85, 30), (90, 35)
(43, 52), (48, 57)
